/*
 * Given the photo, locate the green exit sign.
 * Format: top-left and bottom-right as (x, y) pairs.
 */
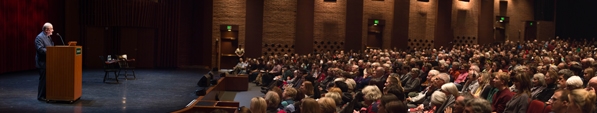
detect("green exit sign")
(227, 26), (232, 30)
(374, 20), (379, 25)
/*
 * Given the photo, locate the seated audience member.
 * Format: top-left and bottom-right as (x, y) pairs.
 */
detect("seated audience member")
(403, 68), (422, 93)
(264, 91), (280, 113)
(472, 72), (491, 97)
(301, 81), (315, 98)
(324, 92), (342, 108)
(318, 97), (337, 113)
(567, 89), (597, 113)
(378, 95), (399, 113)
(384, 84), (406, 101)
(384, 101), (409, 113)
(584, 68), (595, 86)
(452, 93), (474, 113)
(361, 85), (383, 113)
(345, 78), (357, 93)
(566, 76), (584, 90)
(281, 88), (297, 110)
(464, 98), (492, 113)
(491, 72), (514, 113)
(300, 98), (322, 113)
(549, 89), (570, 113)
(462, 65), (480, 93)
(428, 91), (447, 113)
(536, 70), (558, 102)
(292, 90), (305, 113)
(250, 97), (267, 113)
(531, 73), (547, 100)
(557, 69), (575, 89)
(503, 73), (531, 113)
(384, 76), (402, 90)
(436, 83), (460, 113)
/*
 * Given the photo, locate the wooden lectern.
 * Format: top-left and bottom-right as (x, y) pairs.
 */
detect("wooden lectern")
(46, 46), (83, 103)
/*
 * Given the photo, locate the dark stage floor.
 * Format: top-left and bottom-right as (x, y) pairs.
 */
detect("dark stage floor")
(0, 69), (209, 113)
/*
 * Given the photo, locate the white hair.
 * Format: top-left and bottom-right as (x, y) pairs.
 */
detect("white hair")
(437, 73), (451, 83)
(345, 79), (356, 91)
(334, 78), (346, 82)
(470, 65), (480, 72)
(431, 91), (447, 106)
(428, 70), (440, 77)
(362, 85), (382, 101)
(533, 73), (547, 86)
(441, 83), (459, 96)
(42, 22), (53, 31)
(566, 76), (584, 89)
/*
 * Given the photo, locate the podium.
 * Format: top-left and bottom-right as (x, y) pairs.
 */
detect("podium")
(46, 46), (83, 103)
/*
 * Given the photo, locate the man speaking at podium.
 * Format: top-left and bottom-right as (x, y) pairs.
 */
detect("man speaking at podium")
(35, 22), (54, 101)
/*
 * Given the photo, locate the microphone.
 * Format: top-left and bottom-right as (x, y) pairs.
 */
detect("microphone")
(56, 33), (65, 45)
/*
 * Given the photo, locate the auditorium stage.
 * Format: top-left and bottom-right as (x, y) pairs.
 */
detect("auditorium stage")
(0, 69), (220, 113)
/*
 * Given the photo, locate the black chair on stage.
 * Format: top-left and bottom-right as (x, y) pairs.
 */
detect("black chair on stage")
(117, 58), (136, 79)
(99, 56), (119, 83)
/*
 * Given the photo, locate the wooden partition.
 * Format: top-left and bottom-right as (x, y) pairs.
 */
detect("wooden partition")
(46, 46), (83, 103)
(172, 75), (248, 113)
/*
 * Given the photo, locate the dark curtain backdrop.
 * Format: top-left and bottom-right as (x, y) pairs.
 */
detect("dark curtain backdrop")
(0, 0), (53, 74)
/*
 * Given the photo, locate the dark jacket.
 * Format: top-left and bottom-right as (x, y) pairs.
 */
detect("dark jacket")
(35, 32), (54, 69)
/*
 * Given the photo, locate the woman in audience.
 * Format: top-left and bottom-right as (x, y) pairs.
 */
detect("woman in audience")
(491, 72), (514, 113)
(567, 89), (597, 113)
(537, 70), (558, 102)
(281, 88), (297, 110)
(361, 85), (383, 113)
(531, 73), (547, 100)
(250, 97), (267, 113)
(301, 81), (314, 98)
(264, 91), (280, 113)
(300, 98), (321, 113)
(472, 72), (491, 97)
(324, 92), (342, 110)
(384, 76), (402, 90)
(384, 84), (406, 101)
(318, 97), (337, 113)
(503, 72), (531, 113)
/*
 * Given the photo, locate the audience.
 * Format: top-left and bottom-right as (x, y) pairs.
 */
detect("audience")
(238, 39), (597, 113)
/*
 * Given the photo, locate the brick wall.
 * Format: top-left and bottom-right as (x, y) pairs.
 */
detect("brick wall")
(262, 0), (297, 56)
(409, 0), (437, 49)
(314, 0), (346, 53)
(452, 0), (479, 45)
(363, 0), (395, 49)
(494, 0), (534, 42)
(212, 0), (246, 67)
